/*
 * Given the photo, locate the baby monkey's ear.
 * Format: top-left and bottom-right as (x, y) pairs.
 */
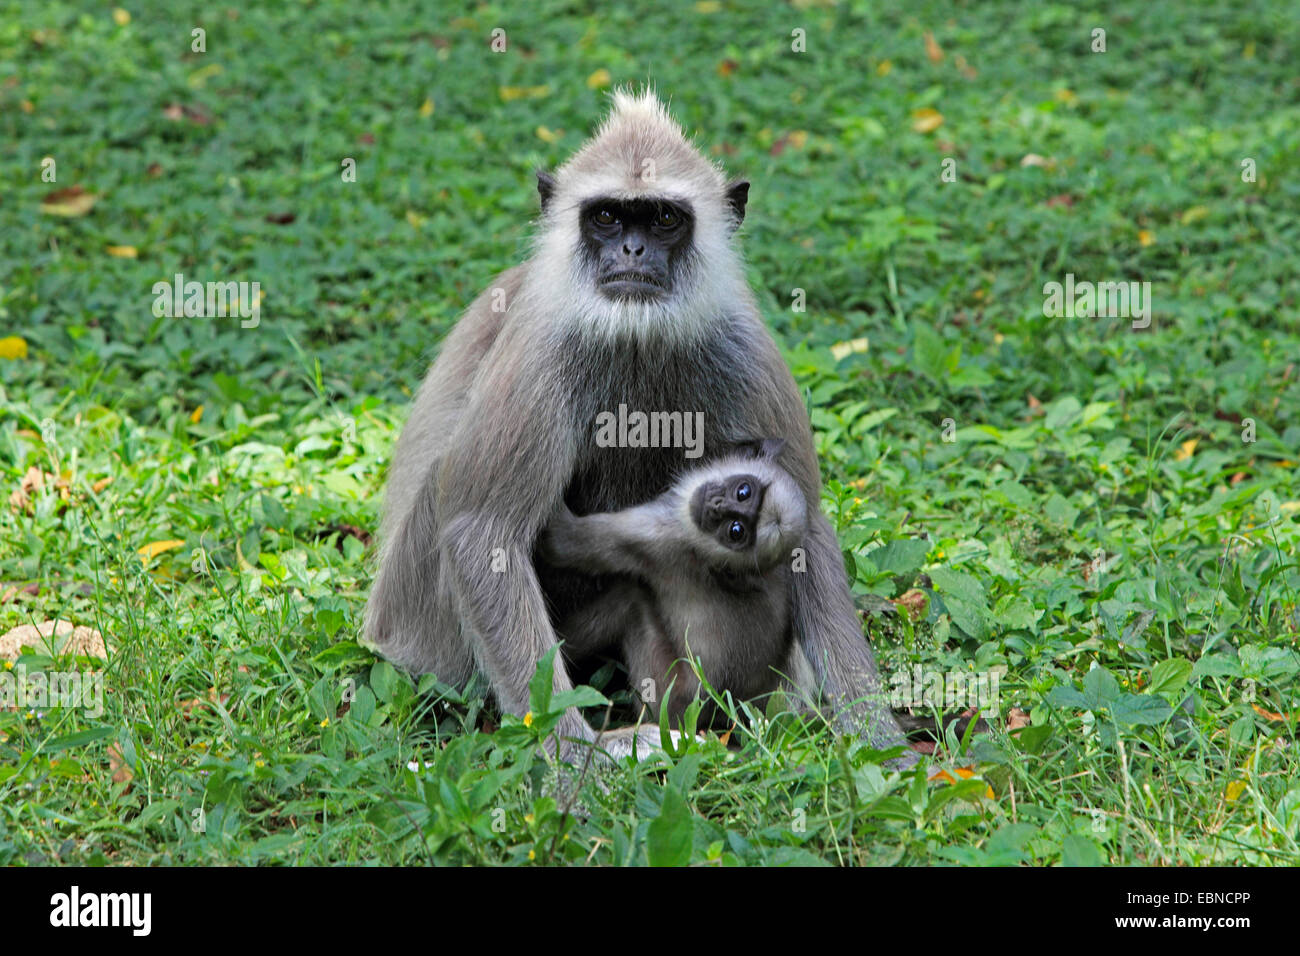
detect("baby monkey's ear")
(732, 437), (786, 461)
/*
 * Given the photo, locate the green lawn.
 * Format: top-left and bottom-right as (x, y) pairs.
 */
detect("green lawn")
(1, 0), (1297, 865)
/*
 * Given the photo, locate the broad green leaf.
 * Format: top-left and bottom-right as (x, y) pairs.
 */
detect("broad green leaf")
(528, 646), (558, 714)
(864, 538), (930, 576)
(929, 566), (987, 605)
(1192, 655), (1241, 680)
(1149, 658), (1193, 699)
(646, 786), (693, 867)
(550, 686), (609, 711)
(1110, 693), (1173, 726)
(1082, 667), (1122, 708)
(1061, 834), (1105, 866)
(1044, 396), (1083, 429)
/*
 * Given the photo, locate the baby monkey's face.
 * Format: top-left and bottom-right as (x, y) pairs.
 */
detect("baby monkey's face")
(690, 473), (765, 552)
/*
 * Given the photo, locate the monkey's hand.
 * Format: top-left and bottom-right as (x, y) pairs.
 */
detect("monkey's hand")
(538, 503), (586, 568)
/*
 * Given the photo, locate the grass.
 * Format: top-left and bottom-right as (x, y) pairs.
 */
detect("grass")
(0, 0), (1297, 865)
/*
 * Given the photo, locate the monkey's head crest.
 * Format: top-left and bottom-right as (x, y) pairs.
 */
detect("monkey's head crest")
(542, 90), (728, 211)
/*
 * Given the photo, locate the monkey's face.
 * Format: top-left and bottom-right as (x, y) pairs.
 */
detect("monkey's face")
(579, 198), (694, 302)
(690, 473), (764, 552)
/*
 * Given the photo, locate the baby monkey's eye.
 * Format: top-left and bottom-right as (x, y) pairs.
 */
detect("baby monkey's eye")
(735, 482), (752, 501)
(657, 209), (679, 228)
(728, 520), (746, 542)
(594, 209), (617, 226)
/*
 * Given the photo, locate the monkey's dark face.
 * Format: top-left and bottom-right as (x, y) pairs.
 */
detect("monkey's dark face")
(579, 198), (695, 301)
(690, 473), (764, 551)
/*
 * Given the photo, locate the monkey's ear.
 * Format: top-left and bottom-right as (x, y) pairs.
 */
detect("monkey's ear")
(734, 437), (785, 460)
(537, 170), (557, 213)
(725, 179), (750, 230)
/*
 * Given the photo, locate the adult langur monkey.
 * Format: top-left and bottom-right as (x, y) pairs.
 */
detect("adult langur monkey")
(365, 90), (911, 764)
(540, 439), (807, 727)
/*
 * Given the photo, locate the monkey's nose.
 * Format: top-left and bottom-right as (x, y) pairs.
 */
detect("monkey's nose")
(623, 241), (645, 256)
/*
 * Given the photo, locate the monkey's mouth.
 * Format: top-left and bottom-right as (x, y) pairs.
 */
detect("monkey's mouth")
(599, 271), (667, 300)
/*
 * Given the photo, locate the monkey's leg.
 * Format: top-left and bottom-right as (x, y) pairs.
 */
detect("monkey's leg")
(426, 337), (618, 764)
(792, 514), (916, 765)
(555, 582), (687, 762)
(558, 579), (681, 720)
(555, 579), (648, 658)
(551, 580), (692, 757)
(774, 642), (818, 711)
(440, 509), (675, 767)
(442, 513), (578, 709)
(623, 621), (701, 728)
(364, 484), (476, 684)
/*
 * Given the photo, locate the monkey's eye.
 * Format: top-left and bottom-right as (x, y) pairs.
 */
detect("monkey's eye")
(728, 520), (746, 542)
(656, 209), (679, 228)
(593, 209), (617, 226)
(735, 482), (752, 502)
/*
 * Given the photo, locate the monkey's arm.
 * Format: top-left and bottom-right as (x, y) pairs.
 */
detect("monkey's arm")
(792, 515), (907, 746)
(742, 322), (912, 760)
(540, 502), (679, 578)
(434, 326), (594, 748)
(364, 268), (521, 684)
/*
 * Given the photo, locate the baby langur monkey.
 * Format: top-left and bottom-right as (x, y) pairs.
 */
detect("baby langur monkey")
(541, 439), (807, 726)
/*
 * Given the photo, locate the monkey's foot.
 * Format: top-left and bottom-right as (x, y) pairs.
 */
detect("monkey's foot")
(541, 729), (680, 811)
(592, 724), (682, 763)
(886, 746), (923, 771)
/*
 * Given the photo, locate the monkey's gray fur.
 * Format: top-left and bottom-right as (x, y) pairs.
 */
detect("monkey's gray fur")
(364, 89), (912, 764)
